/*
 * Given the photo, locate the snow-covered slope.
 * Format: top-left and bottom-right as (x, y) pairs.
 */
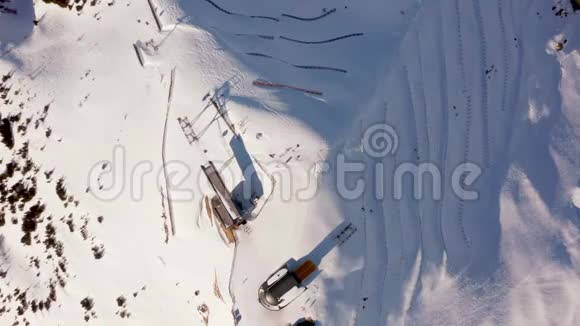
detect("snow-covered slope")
(0, 0), (579, 325)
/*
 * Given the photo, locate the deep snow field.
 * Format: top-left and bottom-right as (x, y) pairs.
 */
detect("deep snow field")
(0, 0), (579, 325)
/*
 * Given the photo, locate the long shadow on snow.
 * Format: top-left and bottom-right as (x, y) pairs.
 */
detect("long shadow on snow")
(301, 221), (353, 269)
(229, 135), (265, 216)
(269, 221), (356, 286)
(288, 221), (363, 326)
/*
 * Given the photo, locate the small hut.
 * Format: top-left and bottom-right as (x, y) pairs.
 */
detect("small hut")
(202, 161), (244, 229)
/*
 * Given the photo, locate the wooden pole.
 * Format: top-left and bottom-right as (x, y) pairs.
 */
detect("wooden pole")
(162, 68), (177, 236)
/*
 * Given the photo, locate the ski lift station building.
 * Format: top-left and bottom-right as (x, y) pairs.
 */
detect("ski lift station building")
(202, 161), (244, 229)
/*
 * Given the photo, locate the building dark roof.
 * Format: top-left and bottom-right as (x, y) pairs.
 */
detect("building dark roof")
(202, 161), (242, 228)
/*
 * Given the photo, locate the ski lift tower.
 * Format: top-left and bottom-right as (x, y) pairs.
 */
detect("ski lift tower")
(210, 93), (239, 138)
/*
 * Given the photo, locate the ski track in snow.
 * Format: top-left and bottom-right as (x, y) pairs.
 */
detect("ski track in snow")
(472, 0), (491, 168)
(435, 2), (450, 257)
(402, 56), (426, 320)
(454, 0), (473, 250)
(502, 0), (525, 152)
(379, 62), (427, 325)
(412, 32), (432, 163)
(376, 65), (424, 324)
(363, 102), (395, 326)
(406, 27), (443, 314)
(372, 116), (389, 326)
(353, 106), (390, 326)
(378, 67), (411, 326)
(380, 193), (404, 326)
(228, 237), (239, 307)
(496, 0), (510, 155)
